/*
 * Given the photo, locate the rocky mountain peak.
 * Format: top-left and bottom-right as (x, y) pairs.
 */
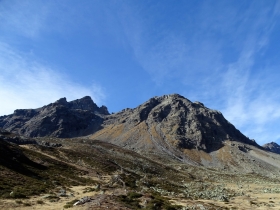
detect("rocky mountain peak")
(147, 93), (188, 104)
(92, 94), (258, 156)
(263, 142), (280, 154)
(0, 96), (109, 138)
(54, 97), (68, 105)
(68, 96), (98, 111)
(52, 96), (109, 115)
(0, 94), (259, 153)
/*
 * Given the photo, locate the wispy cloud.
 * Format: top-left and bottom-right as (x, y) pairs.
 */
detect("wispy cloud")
(221, 63), (280, 144)
(118, 2), (225, 87)
(1, 0), (280, 144)
(0, 1), (51, 38)
(0, 1), (93, 39)
(0, 43), (106, 116)
(218, 2), (280, 144)
(119, 1), (280, 144)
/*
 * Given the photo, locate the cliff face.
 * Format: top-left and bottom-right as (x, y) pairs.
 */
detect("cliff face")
(0, 96), (109, 138)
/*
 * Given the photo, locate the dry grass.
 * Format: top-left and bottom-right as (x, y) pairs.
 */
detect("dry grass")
(1, 135), (280, 209)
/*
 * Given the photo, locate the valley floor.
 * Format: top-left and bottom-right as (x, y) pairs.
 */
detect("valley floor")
(1, 182), (280, 209)
(1, 138), (280, 210)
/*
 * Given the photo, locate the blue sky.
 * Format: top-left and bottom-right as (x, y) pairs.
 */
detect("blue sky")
(1, 0), (280, 145)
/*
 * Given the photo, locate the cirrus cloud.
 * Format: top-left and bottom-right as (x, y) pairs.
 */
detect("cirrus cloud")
(0, 43), (106, 116)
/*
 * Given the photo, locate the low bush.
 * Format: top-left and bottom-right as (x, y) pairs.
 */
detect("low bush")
(63, 199), (79, 209)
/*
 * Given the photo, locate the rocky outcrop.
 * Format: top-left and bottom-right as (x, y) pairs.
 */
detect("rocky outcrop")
(38, 141), (62, 147)
(0, 96), (109, 138)
(263, 142), (280, 154)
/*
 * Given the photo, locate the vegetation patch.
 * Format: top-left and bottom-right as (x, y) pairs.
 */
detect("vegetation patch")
(117, 192), (143, 209)
(63, 199), (79, 208)
(144, 193), (182, 210)
(117, 192), (182, 210)
(0, 143), (95, 199)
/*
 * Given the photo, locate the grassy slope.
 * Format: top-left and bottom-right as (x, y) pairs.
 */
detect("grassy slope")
(0, 140), (94, 198)
(1, 137), (280, 209)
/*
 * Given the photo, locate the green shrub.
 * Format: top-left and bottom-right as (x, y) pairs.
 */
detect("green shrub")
(82, 187), (96, 193)
(36, 200), (44, 204)
(145, 193), (182, 210)
(117, 192), (142, 209)
(127, 192), (142, 199)
(63, 199), (79, 209)
(10, 191), (27, 199)
(23, 202), (32, 206)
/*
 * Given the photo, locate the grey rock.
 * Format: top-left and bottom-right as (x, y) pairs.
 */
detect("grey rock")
(58, 188), (66, 197)
(38, 141), (62, 147)
(263, 142), (280, 154)
(97, 94), (259, 153)
(73, 196), (92, 206)
(0, 96), (109, 138)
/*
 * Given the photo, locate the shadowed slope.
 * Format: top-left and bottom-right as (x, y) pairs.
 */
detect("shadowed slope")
(0, 137), (93, 198)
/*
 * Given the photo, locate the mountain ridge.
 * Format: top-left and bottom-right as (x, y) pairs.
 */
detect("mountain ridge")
(1, 93), (279, 157)
(263, 142), (280, 154)
(0, 96), (109, 138)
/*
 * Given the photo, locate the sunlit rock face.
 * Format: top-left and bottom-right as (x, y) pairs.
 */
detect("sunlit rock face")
(92, 94), (257, 152)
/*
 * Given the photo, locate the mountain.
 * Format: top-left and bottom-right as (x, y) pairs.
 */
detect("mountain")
(91, 94), (257, 151)
(0, 96), (109, 138)
(1, 94), (280, 174)
(1, 94), (280, 209)
(90, 94), (278, 173)
(263, 142), (280, 154)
